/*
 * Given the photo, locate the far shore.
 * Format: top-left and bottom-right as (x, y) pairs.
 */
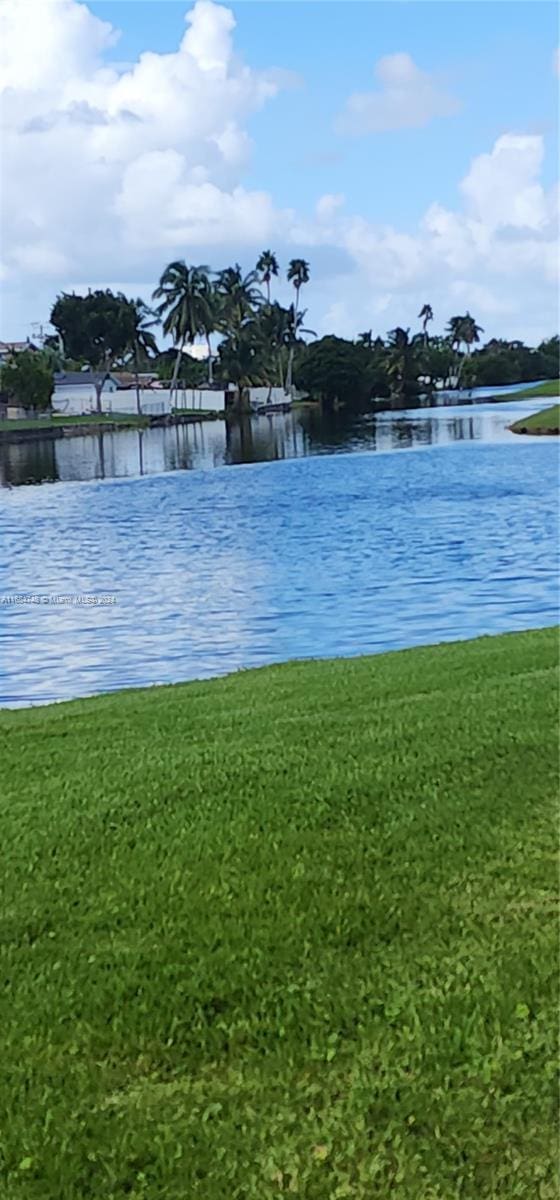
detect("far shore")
(0, 409), (225, 443)
(1, 377), (559, 443)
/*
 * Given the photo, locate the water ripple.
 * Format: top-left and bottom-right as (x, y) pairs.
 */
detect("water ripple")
(0, 415), (558, 705)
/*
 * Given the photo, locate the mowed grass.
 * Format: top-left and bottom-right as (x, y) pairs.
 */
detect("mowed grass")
(0, 629), (558, 1199)
(510, 404), (560, 435)
(0, 412), (149, 432)
(503, 379), (560, 401)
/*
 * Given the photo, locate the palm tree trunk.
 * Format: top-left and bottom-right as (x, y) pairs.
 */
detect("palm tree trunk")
(206, 335), (213, 386)
(286, 347), (294, 395)
(286, 285), (300, 398)
(455, 345), (466, 387)
(134, 339), (141, 415)
(94, 379), (103, 415)
(170, 336), (186, 407)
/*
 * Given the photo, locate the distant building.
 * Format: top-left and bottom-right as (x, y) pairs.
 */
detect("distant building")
(0, 339), (40, 363)
(111, 371), (159, 390)
(52, 371), (120, 414)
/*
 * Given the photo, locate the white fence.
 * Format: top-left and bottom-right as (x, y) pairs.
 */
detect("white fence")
(163, 387), (225, 413)
(50, 384), (291, 419)
(51, 385), (226, 417)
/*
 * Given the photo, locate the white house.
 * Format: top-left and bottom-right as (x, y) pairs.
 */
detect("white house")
(51, 372), (228, 417)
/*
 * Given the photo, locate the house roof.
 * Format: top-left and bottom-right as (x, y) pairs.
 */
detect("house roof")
(112, 371), (158, 388)
(0, 340), (39, 354)
(54, 371), (119, 387)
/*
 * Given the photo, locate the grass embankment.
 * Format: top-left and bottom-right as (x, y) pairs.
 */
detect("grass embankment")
(171, 407), (223, 418)
(0, 412), (149, 432)
(1, 629), (558, 1199)
(502, 379), (560, 401)
(509, 404), (560, 436)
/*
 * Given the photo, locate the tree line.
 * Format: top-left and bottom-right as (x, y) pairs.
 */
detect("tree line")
(1, 251), (558, 412)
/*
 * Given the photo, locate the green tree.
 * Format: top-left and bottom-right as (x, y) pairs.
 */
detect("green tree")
(296, 336), (376, 409)
(446, 313), (484, 385)
(0, 350), (54, 412)
(418, 303), (434, 345)
(286, 259), (310, 393)
(128, 299), (159, 413)
(256, 250), (279, 303)
(287, 258), (310, 314)
(198, 279), (222, 386)
(418, 336), (455, 392)
(152, 262), (212, 400)
(386, 327), (423, 405)
(217, 265), (262, 337)
(50, 290), (135, 412)
(217, 320), (269, 408)
(254, 302), (291, 387)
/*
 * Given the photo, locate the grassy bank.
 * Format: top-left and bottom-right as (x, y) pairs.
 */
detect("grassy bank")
(509, 404), (560, 435)
(0, 412), (149, 433)
(1, 629), (558, 1199)
(501, 379), (560, 401)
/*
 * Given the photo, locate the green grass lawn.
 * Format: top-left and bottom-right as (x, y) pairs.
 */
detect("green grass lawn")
(171, 407), (223, 419)
(501, 379), (560, 401)
(0, 629), (558, 1199)
(510, 404), (560, 435)
(0, 412), (149, 432)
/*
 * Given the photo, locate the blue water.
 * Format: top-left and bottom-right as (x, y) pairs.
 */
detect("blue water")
(0, 401), (557, 705)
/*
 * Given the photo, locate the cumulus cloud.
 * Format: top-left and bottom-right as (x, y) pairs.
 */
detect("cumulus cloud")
(0, 0), (557, 345)
(305, 133), (557, 341)
(0, 0), (290, 287)
(315, 194), (345, 221)
(335, 53), (460, 135)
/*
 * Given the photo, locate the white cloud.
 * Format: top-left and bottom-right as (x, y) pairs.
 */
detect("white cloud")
(460, 134), (548, 231)
(316, 194), (345, 221)
(0, 0), (557, 346)
(311, 133), (557, 340)
(335, 52), (460, 136)
(0, 0), (289, 287)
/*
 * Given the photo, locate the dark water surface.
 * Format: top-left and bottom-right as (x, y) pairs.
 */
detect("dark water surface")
(0, 400), (557, 705)
(0, 396), (551, 488)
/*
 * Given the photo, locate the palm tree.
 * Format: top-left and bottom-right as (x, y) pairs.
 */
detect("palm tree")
(386, 326), (423, 406)
(285, 305), (316, 395)
(287, 258), (310, 319)
(217, 320), (269, 409)
(357, 330), (373, 349)
(130, 299), (159, 414)
(418, 303), (434, 345)
(152, 262), (212, 402)
(446, 312), (484, 385)
(217, 264), (262, 338)
(256, 250), (279, 303)
(198, 279), (222, 386)
(256, 301), (291, 388)
(286, 259), (310, 394)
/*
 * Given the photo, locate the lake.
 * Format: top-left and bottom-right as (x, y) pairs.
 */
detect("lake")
(0, 398), (557, 706)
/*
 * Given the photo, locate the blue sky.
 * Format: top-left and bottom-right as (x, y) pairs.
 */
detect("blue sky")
(90, 0), (558, 220)
(2, 0), (559, 343)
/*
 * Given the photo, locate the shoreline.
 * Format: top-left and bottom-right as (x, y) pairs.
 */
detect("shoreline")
(0, 409), (225, 444)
